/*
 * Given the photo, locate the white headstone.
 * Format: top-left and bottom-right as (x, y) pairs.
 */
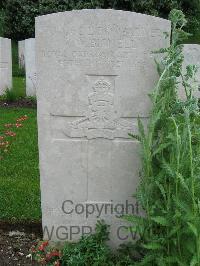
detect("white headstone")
(25, 38), (36, 96)
(18, 40), (25, 69)
(36, 10), (170, 247)
(180, 44), (200, 99)
(0, 37), (12, 95)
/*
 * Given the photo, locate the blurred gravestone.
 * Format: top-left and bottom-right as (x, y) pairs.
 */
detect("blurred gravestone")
(178, 44), (200, 99)
(18, 40), (25, 69)
(25, 38), (36, 96)
(36, 10), (170, 247)
(0, 37), (12, 95)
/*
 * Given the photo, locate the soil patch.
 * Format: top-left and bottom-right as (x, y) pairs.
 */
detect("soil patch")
(0, 99), (36, 109)
(0, 222), (42, 265)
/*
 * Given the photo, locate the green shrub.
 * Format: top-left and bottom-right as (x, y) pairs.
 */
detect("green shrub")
(32, 221), (135, 265)
(62, 221), (135, 265)
(126, 9), (200, 265)
(62, 221), (113, 266)
(3, 88), (18, 102)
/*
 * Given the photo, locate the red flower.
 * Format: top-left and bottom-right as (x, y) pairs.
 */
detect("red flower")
(15, 123), (23, 128)
(45, 253), (52, 261)
(42, 241), (49, 248)
(5, 131), (16, 137)
(17, 115), (28, 122)
(54, 260), (61, 266)
(38, 241), (49, 251)
(46, 250), (60, 261)
(4, 123), (13, 128)
(38, 245), (45, 251)
(0, 141), (9, 147)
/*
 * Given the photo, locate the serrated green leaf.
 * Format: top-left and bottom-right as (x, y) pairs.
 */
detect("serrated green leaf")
(151, 216), (169, 226)
(152, 142), (170, 156)
(142, 242), (162, 250)
(138, 118), (146, 142)
(187, 222), (198, 237)
(190, 255), (198, 266)
(128, 133), (141, 141)
(155, 181), (167, 201)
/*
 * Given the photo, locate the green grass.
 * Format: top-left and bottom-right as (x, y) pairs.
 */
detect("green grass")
(0, 107), (41, 222)
(12, 41), (25, 77)
(12, 41), (19, 76)
(12, 76), (26, 97)
(0, 77), (26, 102)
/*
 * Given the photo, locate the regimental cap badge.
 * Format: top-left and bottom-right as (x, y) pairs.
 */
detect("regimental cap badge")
(89, 79), (113, 104)
(93, 79), (111, 93)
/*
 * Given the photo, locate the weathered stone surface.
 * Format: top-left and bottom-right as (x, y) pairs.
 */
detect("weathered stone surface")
(179, 44), (200, 99)
(36, 9), (170, 247)
(25, 38), (36, 96)
(18, 40), (25, 69)
(0, 37), (12, 95)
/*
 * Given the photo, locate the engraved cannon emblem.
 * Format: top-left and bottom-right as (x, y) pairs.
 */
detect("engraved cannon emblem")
(64, 78), (134, 139)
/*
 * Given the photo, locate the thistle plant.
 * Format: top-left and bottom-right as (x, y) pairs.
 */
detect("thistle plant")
(126, 9), (200, 265)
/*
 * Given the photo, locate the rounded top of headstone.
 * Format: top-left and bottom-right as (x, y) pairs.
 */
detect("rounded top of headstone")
(0, 37), (11, 41)
(35, 9), (170, 25)
(25, 38), (35, 41)
(183, 44), (200, 49)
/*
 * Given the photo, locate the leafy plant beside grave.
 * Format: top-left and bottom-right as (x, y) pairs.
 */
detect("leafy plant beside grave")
(31, 221), (135, 266)
(1, 88), (18, 102)
(125, 9), (200, 265)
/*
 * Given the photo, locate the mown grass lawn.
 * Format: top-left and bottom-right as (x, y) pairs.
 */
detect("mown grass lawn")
(13, 77), (26, 98)
(0, 107), (41, 222)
